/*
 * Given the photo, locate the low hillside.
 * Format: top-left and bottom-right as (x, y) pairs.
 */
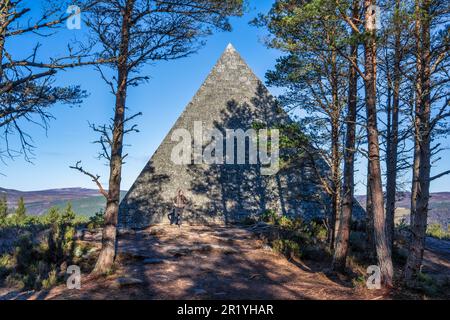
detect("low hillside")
(355, 192), (450, 228)
(0, 188), (126, 216)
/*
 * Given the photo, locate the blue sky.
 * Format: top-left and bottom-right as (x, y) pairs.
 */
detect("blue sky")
(2, 0), (450, 195)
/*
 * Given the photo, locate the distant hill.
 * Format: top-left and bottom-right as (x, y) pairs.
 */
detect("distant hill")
(355, 192), (450, 228)
(1, 187), (449, 225)
(0, 187), (126, 217)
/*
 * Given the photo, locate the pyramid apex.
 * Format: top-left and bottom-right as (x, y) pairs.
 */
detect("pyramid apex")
(225, 43), (236, 52)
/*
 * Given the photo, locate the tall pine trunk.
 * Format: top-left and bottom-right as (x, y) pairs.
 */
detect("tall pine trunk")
(93, 0), (133, 274)
(404, 0), (431, 285)
(0, 1), (10, 82)
(330, 119), (341, 249)
(363, 0), (394, 287)
(330, 72), (341, 248)
(366, 177), (376, 260)
(332, 0), (359, 271)
(329, 49), (341, 249)
(385, 0), (402, 250)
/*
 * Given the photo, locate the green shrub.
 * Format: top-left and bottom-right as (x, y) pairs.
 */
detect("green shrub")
(351, 275), (366, 289)
(47, 204), (77, 263)
(61, 203), (76, 223)
(41, 269), (58, 290)
(0, 254), (13, 279)
(14, 197), (27, 224)
(272, 239), (301, 259)
(277, 215), (294, 229)
(416, 272), (441, 297)
(0, 202), (85, 291)
(426, 223), (450, 240)
(14, 234), (35, 274)
(5, 273), (25, 290)
(291, 217), (304, 230)
(0, 197), (42, 229)
(261, 210), (278, 224)
(42, 207), (61, 225)
(260, 212), (300, 231)
(396, 218), (409, 231)
(0, 196), (8, 225)
(308, 220), (328, 241)
(87, 210), (105, 230)
(8, 234), (44, 289)
(255, 213), (331, 262)
(0, 253), (14, 268)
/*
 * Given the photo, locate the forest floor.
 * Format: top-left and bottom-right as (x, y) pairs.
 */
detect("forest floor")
(1, 224), (449, 300)
(421, 237), (450, 281)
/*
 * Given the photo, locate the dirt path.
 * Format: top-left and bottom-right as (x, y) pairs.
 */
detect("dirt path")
(26, 225), (386, 300)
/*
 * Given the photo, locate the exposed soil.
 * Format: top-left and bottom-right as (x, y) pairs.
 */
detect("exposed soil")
(20, 225), (387, 300)
(1, 225), (448, 300)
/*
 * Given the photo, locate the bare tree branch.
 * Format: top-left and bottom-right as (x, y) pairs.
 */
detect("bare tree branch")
(70, 161), (108, 198)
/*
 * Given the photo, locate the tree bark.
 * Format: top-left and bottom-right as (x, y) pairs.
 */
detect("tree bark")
(92, 0), (134, 274)
(363, 0), (394, 287)
(332, 0), (359, 271)
(365, 179), (376, 261)
(404, 0), (431, 285)
(385, 0), (402, 250)
(329, 49), (342, 249)
(321, 45), (342, 250)
(0, 2), (7, 82)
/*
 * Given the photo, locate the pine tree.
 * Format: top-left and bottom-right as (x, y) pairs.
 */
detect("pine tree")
(253, 0), (348, 249)
(332, 0), (360, 272)
(0, 196), (8, 223)
(404, 0), (450, 285)
(62, 202), (76, 224)
(71, 0), (244, 274)
(0, 1), (100, 161)
(14, 196), (27, 223)
(363, 0), (394, 287)
(46, 207), (62, 262)
(61, 202), (76, 260)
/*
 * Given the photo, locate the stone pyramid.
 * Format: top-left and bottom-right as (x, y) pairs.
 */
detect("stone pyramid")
(118, 44), (333, 228)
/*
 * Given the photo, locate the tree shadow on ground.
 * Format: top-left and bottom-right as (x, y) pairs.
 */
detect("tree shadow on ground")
(49, 224), (359, 300)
